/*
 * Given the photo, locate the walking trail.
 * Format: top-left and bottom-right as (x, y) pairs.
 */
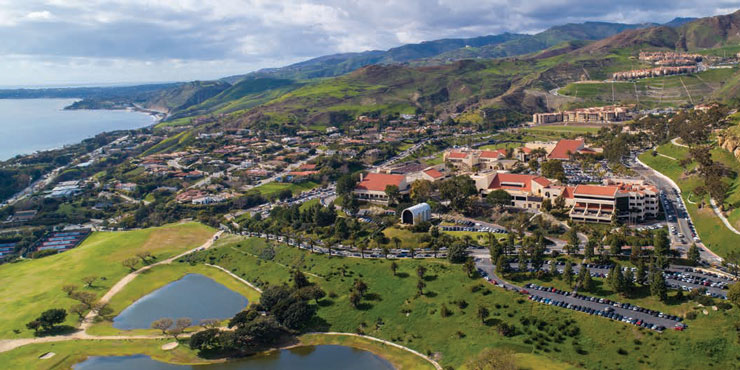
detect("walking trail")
(0, 230), (224, 353)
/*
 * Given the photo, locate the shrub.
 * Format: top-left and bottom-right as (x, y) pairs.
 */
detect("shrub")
(685, 311), (697, 320)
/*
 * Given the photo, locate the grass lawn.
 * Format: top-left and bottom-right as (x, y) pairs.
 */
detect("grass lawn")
(299, 198), (320, 211)
(252, 181), (319, 198)
(382, 227), (424, 249)
(188, 236), (740, 369)
(0, 222), (215, 338)
(0, 339), (208, 370)
(86, 262), (261, 336)
(525, 126), (601, 135)
(639, 143), (740, 258)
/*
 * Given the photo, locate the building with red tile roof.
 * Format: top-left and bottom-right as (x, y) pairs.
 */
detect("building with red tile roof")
(354, 172), (410, 204)
(547, 139), (586, 160)
(422, 168), (445, 182)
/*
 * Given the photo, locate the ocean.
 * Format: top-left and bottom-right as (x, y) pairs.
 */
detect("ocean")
(0, 99), (155, 160)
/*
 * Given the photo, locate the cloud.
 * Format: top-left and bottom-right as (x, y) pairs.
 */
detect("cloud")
(0, 0), (736, 85)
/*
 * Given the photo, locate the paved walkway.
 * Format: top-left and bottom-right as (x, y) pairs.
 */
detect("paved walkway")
(205, 264), (262, 293)
(307, 332), (443, 370)
(709, 198), (740, 235)
(671, 137), (688, 148)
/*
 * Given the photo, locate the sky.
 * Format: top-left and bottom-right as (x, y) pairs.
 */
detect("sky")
(0, 0), (737, 87)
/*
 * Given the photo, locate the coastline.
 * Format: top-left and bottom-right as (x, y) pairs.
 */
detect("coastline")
(0, 98), (160, 161)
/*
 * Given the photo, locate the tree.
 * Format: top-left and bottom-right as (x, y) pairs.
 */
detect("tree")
(229, 309), (259, 328)
(349, 291), (362, 308)
(486, 189), (512, 209)
(353, 279), (368, 297)
(70, 291), (97, 309)
(392, 236), (401, 252)
(302, 285), (326, 304)
(81, 276), (97, 288)
(688, 243), (700, 266)
(169, 318), (192, 339)
(578, 267), (593, 292)
(608, 264), (625, 294)
(62, 284), (77, 296)
(438, 176), (477, 212)
(448, 241), (468, 263)
(190, 328), (222, 351)
(416, 265), (427, 280)
(384, 185), (400, 205)
(650, 269), (668, 302)
(26, 320), (41, 334)
(260, 285), (292, 311)
(728, 283), (740, 308)
(653, 229), (670, 259)
(466, 348), (516, 370)
(69, 304), (88, 321)
(279, 301), (314, 330)
(549, 261), (558, 276)
(410, 179), (433, 203)
(464, 258), (476, 278)
(36, 308), (67, 331)
(151, 318), (173, 335)
(584, 240), (595, 261)
(136, 251), (153, 265)
(565, 227), (579, 255)
(563, 262), (573, 287)
(636, 258), (647, 285)
(477, 306), (490, 324)
(390, 261), (398, 276)
(542, 160), (566, 182)
(122, 257), (139, 271)
(292, 270), (310, 289)
(416, 279), (426, 296)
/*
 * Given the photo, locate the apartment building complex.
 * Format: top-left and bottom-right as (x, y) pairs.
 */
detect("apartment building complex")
(612, 65), (697, 81)
(532, 105), (632, 125)
(638, 51), (702, 66)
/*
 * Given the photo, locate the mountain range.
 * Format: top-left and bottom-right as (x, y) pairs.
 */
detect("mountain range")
(6, 11), (740, 130)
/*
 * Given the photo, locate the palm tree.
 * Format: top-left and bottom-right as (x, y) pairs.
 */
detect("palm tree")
(409, 247), (415, 259)
(359, 242), (367, 259)
(392, 237), (401, 252)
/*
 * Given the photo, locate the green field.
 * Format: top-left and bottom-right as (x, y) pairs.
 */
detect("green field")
(187, 236), (740, 369)
(558, 68), (738, 107)
(0, 222), (215, 338)
(525, 125), (601, 135)
(639, 143), (740, 258)
(251, 181), (319, 198)
(0, 339), (206, 370)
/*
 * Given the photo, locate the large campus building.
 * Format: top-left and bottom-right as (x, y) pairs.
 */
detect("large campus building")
(472, 171), (659, 223)
(532, 106), (633, 125)
(353, 172), (410, 204)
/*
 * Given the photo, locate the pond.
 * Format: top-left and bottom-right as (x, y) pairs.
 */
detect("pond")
(74, 345), (395, 370)
(113, 274), (248, 330)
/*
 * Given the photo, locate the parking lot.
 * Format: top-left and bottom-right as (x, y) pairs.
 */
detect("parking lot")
(474, 257), (687, 332)
(510, 260), (731, 300)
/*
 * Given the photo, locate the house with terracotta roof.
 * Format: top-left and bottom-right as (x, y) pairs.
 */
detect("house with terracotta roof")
(353, 172), (410, 204)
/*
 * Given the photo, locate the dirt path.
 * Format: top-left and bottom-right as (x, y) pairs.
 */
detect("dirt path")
(79, 230), (224, 330)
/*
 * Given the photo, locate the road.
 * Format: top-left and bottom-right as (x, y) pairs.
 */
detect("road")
(628, 155), (722, 265)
